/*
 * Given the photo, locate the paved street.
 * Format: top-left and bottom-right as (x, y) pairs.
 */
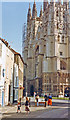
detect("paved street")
(1, 100), (70, 119)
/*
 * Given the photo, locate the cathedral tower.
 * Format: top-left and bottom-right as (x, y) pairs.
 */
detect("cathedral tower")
(32, 0), (37, 19)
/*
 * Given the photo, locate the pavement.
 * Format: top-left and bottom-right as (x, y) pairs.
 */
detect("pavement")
(0, 97), (70, 119)
(1, 103), (69, 119)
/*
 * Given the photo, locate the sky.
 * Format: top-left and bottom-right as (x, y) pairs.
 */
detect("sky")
(1, 2), (43, 55)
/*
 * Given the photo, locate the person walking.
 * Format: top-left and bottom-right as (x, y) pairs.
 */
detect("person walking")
(25, 97), (30, 114)
(29, 98), (31, 107)
(36, 94), (39, 106)
(19, 98), (21, 107)
(48, 93), (52, 106)
(44, 93), (48, 107)
(17, 100), (21, 113)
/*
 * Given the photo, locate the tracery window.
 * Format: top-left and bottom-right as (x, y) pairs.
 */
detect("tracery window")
(58, 35), (60, 42)
(56, 11), (58, 16)
(60, 60), (66, 70)
(62, 36), (64, 43)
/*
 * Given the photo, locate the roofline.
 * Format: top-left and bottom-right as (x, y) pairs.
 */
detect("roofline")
(0, 37), (24, 64)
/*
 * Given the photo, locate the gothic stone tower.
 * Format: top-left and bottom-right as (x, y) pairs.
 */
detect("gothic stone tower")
(23, 0), (70, 96)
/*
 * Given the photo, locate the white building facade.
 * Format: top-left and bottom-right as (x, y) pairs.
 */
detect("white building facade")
(0, 38), (14, 106)
(0, 39), (6, 106)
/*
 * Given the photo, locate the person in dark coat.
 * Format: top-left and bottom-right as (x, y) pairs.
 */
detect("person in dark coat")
(44, 93), (48, 107)
(17, 100), (21, 113)
(36, 94), (39, 106)
(29, 98), (31, 107)
(25, 97), (30, 113)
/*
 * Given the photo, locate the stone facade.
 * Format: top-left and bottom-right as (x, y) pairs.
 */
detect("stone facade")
(23, 0), (70, 97)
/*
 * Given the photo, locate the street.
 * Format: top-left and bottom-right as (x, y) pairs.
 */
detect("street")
(1, 101), (70, 119)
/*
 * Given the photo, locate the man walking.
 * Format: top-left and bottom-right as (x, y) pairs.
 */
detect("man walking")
(44, 93), (48, 107)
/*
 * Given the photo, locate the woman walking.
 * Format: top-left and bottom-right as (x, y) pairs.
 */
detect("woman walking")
(17, 100), (21, 113)
(25, 97), (30, 114)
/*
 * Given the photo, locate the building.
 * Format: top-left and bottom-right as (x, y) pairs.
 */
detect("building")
(0, 38), (24, 106)
(0, 38), (6, 106)
(22, 0), (70, 97)
(11, 49), (24, 103)
(0, 38), (14, 106)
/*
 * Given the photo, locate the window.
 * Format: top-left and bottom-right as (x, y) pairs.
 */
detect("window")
(60, 60), (66, 70)
(15, 77), (19, 87)
(62, 36), (64, 43)
(0, 66), (1, 80)
(58, 35), (60, 42)
(53, 85), (57, 91)
(56, 11), (58, 17)
(0, 44), (2, 57)
(60, 52), (63, 55)
(14, 89), (18, 100)
(49, 77), (51, 83)
(57, 23), (58, 29)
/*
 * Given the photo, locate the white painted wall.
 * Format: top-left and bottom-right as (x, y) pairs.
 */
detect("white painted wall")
(0, 40), (6, 106)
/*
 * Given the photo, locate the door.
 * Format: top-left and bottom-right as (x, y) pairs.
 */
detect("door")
(9, 85), (11, 102)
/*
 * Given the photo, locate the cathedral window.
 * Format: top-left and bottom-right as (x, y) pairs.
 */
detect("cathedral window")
(63, 11), (65, 18)
(56, 11), (58, 17)
(60, 52), (63, 56)
(62, 36), (64, 43)
(57, 23), (58, 29)
(60, 60), (66, 70)
(53, 85), (57, 91)
(49, 77), (51, 83)
(58, 35), (60, 41)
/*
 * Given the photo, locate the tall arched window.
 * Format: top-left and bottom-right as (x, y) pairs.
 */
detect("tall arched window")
(62, 36), (64, 43)
(58, 35), (60, 42)
(56, 10), (58, 17)
(60, 60), (67, 70)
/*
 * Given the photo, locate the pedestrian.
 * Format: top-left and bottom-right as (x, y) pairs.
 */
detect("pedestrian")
(19, 98), (21, 107)
(44, 93), (48, 107)
(36, 94), (39, 106)
(25, 97), (30, 114)
(17, 100), (21, 113)
(48, 93), (52, 106)
(29, 98), (31, 107)
(34, 92), (36, 100)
